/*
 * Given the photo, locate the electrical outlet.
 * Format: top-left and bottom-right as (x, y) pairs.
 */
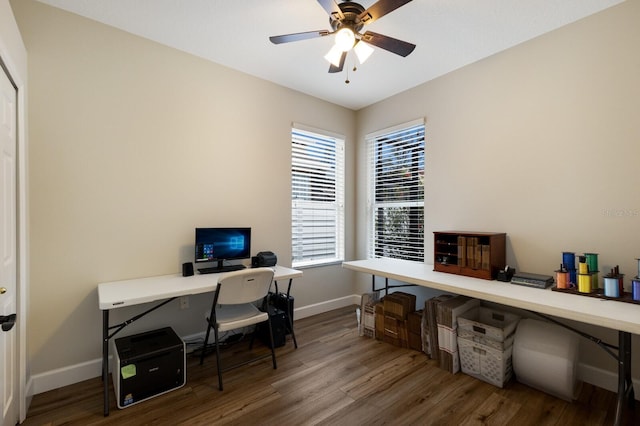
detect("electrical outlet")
(179, 296), (189, 310)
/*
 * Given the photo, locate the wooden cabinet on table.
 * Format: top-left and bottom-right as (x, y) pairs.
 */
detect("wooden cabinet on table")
(434, 231), (506, 280)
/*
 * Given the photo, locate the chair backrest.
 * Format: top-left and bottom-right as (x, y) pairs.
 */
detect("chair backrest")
(215, 267), (274, 305)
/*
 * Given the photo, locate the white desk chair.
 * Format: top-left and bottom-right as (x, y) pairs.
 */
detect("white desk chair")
(199, 267), (277, 390)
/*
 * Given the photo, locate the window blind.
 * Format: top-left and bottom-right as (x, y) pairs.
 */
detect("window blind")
(367, 121), (425, 262)
(292, 127), (345, 267)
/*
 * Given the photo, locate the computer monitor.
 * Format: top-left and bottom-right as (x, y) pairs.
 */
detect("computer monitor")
(194, 227), (251, 269)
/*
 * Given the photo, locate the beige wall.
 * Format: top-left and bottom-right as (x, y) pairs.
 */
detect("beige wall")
(356, 0), (640, 380)
(11, 0), (640, 391)
(1, 0), (29, 420)
(11, 0), (356, 377)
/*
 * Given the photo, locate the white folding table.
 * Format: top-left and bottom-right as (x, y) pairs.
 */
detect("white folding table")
(98, 265), (302, 416)
(343, 258), (638, 426)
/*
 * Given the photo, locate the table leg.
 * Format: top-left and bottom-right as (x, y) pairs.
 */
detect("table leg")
(285, 278), (297, 349)
(102, 310), (109, 416)
(614, 331), (634, 426)
(623, 332), (634, 405)
(371, 275), (391, 294)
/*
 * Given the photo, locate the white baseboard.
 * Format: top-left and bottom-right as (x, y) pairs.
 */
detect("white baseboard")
(294, 294), (359, 320)
(31, 358), (104, 395)
(578, 363), (640, 400)
(30, 295), (360, 395)
(30, 294), (636, 402)
(25, 377), (34, 407)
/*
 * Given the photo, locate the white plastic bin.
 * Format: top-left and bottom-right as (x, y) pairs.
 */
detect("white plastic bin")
(512, 319), (580, 401)
(458, 306), (520, 343)
(458, 336), (513, 388)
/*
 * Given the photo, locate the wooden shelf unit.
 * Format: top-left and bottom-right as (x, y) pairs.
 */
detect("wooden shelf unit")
(434, 231), (506, 280)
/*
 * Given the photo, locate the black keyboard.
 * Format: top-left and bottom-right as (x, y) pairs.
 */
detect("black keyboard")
(198, 264), (246, 274)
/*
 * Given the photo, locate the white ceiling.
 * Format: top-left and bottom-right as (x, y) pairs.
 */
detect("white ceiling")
(36, 0), (624, 110)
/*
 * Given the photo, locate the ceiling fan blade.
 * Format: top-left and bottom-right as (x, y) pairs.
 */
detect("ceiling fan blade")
(361, 31), (416, 57)
(317, 0), (344, 20)
(328, 51), (347, 73)
(359, 0), (412, 25)
(269, 30), (330, 44)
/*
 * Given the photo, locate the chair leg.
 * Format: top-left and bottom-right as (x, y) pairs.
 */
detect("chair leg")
(214, 326), (223, 391)
(201, 299), (217, 365)
(266, 317), (277, 370)
(200, 319), (213, 366)
(249, 326), (256, 349)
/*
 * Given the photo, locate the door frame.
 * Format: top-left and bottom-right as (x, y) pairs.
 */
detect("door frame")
(0, 3), (29, 422)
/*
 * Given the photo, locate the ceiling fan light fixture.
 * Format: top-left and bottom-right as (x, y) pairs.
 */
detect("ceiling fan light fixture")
(334, 27), (356, 52)
(354, 40), (374, 64)
(324, 44), (344, 67)
(269, 0), (415, 75)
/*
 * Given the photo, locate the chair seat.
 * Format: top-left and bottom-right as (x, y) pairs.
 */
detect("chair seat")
(215, 303), (268, 332)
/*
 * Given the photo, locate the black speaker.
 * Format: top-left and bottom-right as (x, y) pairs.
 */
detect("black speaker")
(256, 251), (277, 267)
(251, 256), (259, 268)
(182, 262), (194, 277)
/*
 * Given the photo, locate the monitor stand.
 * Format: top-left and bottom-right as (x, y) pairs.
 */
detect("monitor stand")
(197, 260), (246, 274)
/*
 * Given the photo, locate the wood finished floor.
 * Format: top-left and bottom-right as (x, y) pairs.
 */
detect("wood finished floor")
(23, 305), (636, 425)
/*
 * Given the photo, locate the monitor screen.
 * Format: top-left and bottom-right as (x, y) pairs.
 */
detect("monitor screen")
(194, 227), (251, 264)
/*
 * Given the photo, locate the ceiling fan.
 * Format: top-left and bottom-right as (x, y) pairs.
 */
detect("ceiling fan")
(269, 0), (416, 75)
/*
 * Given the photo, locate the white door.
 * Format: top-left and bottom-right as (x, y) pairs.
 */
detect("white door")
(0, 64), (17, 426)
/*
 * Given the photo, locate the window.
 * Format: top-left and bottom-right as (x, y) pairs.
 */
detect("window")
(291, 125), (345, 267)
(367, 119), (425, 262)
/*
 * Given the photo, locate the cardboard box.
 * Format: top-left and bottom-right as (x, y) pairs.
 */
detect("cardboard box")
(408, 309), (423, 334)
(383, 316), (408, 348)
(362, 304), (375, 338)
(383, 292), (416, 320)
(375, 303), (385, 340)
(359, 292), (380, 338)
(434, 296), (480, 373)
(409, 332), (422, 351)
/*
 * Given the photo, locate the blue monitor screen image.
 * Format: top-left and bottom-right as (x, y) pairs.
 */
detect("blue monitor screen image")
(195, 227), (251, 263)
